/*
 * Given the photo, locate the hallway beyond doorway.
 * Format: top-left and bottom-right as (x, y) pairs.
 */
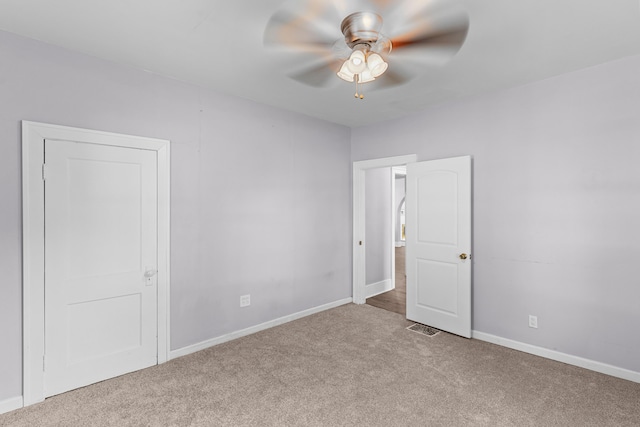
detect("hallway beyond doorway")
(366, 246), (406, 316)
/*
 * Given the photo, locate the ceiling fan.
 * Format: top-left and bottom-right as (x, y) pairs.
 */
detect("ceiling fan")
(264, 0), (469, 99)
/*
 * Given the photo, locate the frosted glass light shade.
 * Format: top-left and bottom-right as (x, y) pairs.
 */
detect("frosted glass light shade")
(358, 69), (375, 83)
(347, 50), (366, 73)
(367, 53), (388, 77)
(337, 61), (355, 82)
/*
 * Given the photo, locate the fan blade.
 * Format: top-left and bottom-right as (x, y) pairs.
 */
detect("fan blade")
(289, 58), (343, 88)
(331, 38), (352, 60)
(392, 22), (468, 52)
(264, 1), (344, 52)
(264, 10), (335, 51)
(387, 0), (469, 63)
(369, 63), (415, 90)
(360, 0), (396, 11)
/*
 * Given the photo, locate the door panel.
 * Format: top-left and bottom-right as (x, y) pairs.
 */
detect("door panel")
(406, 156), (471, 338)
(417, 173), (457, 244)
(67, 294), (142, 364)
(44, 139), (158, 397)
(66, 159), (142, 277)
(416, 259), (458, 314)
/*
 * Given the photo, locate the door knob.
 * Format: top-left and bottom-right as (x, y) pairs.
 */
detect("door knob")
(459, 253), (468, 260)
(144, 267), (157, 286)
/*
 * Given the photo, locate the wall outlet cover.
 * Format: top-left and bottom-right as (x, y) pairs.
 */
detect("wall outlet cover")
(240, 294), (251, 307)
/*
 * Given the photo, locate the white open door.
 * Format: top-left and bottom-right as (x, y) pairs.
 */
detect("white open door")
(44, 139), (158, 397)
(406, 156), (472, 338)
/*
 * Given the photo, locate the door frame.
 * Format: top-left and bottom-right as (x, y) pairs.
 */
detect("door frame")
(22, 121), (171, 406)
(352, 155), (417, 304)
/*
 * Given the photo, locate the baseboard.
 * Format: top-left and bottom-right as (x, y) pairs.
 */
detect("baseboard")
(170, 297), (353, 360)
(472, 330), (640, 384)
(365, 279), (393, 299)
(0, 396), (23, 415)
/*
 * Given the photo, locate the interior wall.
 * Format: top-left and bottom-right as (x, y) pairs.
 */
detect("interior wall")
(0, 30), (352, 403)
(352, 54), (640, 374)
(364, 167), (392, 285)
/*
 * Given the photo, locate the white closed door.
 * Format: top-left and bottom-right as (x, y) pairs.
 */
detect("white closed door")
(44, 139), (158, 397)
(406, 156), (472, 338)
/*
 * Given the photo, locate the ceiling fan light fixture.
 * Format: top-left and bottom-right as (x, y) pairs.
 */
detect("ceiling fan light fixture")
(367, 53), (388, 78)
(266, 4), (469, 98)
(337, 61), (355, 82)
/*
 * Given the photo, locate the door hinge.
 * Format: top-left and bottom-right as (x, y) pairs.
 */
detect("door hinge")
(42, 163), (46, 181)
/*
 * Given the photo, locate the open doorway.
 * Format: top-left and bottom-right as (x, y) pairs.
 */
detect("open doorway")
(366, 166), (407, 316)
(353, 155), (472, 338)
(352, 154), (416, 305)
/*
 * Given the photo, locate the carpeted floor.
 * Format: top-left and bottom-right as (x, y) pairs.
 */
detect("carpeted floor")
(2, 304), (639, 426)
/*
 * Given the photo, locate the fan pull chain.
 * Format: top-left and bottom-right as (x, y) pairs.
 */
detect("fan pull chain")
(354, 75), (364, 100)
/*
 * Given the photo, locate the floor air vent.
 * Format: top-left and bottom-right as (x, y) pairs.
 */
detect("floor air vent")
(407, 323), (440, 337)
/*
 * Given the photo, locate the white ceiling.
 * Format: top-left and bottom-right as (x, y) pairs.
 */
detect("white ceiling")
(1, 0), (639, 127)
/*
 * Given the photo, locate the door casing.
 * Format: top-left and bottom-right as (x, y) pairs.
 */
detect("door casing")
(22, 121), (171, 406)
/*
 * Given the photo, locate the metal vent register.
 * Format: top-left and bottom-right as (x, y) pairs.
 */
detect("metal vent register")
(407, 323), (441, 337)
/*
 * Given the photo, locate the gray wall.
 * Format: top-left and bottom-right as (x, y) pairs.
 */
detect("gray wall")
(352, 54), (640, 373)
(0, 31), (352, 402)
(365, 167), (392, 285)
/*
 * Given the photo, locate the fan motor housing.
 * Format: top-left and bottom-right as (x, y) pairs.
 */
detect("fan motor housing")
(341, 12), (383, 48)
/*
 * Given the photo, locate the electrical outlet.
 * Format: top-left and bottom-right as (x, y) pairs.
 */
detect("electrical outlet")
(528, 315), (538, 329)
(240, 294), (251, 308)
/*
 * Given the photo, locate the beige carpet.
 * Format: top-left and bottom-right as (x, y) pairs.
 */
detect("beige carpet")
(2, 304), (639, 426)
